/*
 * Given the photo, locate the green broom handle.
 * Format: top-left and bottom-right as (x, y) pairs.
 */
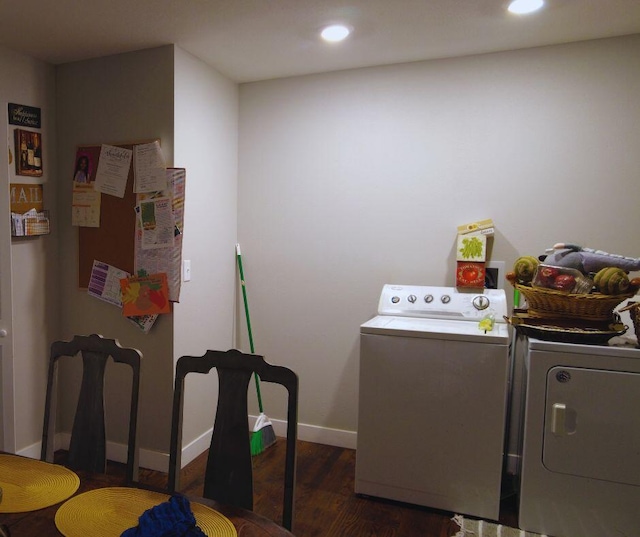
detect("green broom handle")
(236, 244), (265, 413)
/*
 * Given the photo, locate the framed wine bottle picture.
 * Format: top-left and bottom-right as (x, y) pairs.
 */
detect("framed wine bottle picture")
(14, 128), (43, 177)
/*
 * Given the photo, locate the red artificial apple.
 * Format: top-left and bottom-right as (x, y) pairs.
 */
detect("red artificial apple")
(552, 274), (576, 292)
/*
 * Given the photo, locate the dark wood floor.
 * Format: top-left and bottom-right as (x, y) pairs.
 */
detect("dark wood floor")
(130, 438), (519, 537)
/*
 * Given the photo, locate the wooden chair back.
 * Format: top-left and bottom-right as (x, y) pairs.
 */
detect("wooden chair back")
(41, 334), (142, 483)
(168, 348), (298, 530)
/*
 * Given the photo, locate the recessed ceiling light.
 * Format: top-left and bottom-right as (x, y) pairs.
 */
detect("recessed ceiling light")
(508, 0), (544, 14)
(320, 24), (351, 43)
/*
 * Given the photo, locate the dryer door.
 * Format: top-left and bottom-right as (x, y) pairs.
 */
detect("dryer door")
(542, 366), (640, 486)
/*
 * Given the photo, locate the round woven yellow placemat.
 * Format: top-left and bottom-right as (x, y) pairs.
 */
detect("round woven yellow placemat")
(55, 487), (237, 537)
(0, 454), (80, 513)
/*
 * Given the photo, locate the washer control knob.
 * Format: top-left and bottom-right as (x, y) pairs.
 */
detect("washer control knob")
(441, 295), (451, 304)
(407, 294), (417, 304)
(424, 294), (434, 303)
(391, 296), (400, 304)
(472, 295), (490, 310)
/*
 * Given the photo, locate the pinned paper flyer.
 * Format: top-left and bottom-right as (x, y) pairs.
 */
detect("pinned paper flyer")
(133, 141), (167, 193)
(127, 314), (159, 334)
(120, 272), (171, 316)
(88, 260), (129, 307)
(94, 144), (133, 198)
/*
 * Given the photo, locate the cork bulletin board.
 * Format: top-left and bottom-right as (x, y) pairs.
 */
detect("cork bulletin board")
(76, 142), (143, 289)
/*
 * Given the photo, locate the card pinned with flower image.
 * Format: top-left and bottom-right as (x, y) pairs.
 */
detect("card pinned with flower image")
(120, 272), (171, 316)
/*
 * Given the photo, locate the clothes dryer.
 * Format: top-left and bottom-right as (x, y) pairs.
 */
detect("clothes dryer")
(518, 337), (640, 537)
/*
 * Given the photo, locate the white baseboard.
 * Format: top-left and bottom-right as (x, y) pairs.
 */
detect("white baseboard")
(16, 441), (41, 459)
(17, 419), (358, 473)
(177, 416), (357, 469)
(179, 428), (213, 469)
(19, 433), (171, 473)
(265, 415), (357, 450)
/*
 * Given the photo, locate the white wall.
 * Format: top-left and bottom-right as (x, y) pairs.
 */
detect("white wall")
(56, 46), (176, 462)
(0, 45), (58, 454)
(173, 46), (239, 461)
(238, 34), (640, 446)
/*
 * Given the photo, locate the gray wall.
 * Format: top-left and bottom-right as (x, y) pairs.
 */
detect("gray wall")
(238, 34), (640, 446)
(54, 45), (240, 469)
(2, 44), (239, 466)
(56, 46), (176, 463)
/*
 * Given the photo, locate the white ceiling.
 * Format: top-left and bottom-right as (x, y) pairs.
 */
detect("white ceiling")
(1, 0), (640, 83)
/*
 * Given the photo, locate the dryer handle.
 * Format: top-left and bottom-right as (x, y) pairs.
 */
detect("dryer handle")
(551, 403), (577, 436)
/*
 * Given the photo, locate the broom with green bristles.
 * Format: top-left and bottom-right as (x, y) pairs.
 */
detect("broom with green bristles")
(236, 243), (277, 456)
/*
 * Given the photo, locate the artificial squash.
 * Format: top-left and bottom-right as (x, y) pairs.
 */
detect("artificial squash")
(513, 256), (539, 284)
(593, 267), (630, 295)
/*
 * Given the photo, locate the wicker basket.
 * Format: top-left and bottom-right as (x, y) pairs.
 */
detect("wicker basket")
(515, 283), (636, 321)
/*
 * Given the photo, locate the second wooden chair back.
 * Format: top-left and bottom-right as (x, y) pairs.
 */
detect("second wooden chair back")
(168, 348), (298, 530)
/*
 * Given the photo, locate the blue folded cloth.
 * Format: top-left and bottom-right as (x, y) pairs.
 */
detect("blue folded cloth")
(121, 494), (207, 537)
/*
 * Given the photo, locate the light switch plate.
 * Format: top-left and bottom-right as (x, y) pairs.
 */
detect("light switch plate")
(183, 260), (191, 282)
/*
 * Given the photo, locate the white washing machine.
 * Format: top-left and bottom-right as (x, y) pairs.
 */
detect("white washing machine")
(355, 284), (510, 521)
(518, 337), (640, 537)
